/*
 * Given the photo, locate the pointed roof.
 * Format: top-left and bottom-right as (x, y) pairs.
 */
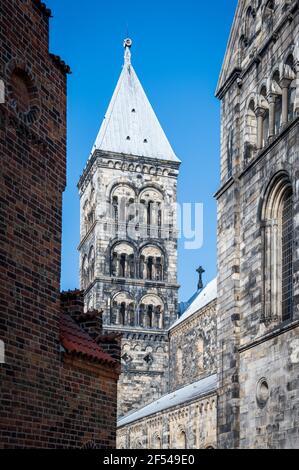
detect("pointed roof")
(91, 39), (180, 163)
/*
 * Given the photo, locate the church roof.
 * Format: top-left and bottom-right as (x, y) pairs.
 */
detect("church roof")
(91, 39), (180, 163)
(170, 278), (217, 331)
(118, 374), (217, 428)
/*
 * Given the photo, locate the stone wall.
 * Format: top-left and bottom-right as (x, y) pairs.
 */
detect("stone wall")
(78, 149), (180, 417)
(169, 300), (217, 391)
(216, 0), (299, 449)
(118, 333), (169, 417)
(0, 0), (120, 449)
(117, 393), (217, 450)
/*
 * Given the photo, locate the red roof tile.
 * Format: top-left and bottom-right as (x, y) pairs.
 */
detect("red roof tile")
(60, 314), (116, 367)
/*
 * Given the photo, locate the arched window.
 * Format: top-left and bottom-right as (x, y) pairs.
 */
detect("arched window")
(281, 188), (293, 321)
(138, 295), (164, 329)
(177, 429), (187, 449)
(112, 292), (134, 327)
(111, 243), (135, 278)
(140, 246), (165, 281)
(261, 173), (293, 324)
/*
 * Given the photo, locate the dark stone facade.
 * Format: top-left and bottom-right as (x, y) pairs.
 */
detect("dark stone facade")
(216, 0), (299, 449)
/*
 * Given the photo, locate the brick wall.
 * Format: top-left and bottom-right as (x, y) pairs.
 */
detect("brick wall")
(0, 0), (120, 449)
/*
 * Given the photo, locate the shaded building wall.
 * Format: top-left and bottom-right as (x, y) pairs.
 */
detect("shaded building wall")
(216, 0), (299, 449)
(0, 0), (120, 449)
(0, 0), (67, 448)
(169, 300), (217, 392)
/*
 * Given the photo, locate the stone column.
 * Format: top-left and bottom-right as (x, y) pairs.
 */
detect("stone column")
(152, 257), (157, 281)
(116, 255), (120, 277)
(267, 94), (276, 139)
(139, 257), (144, 279)
(143, 259), (148, 280)
(124, 304), (129, 326)
(280, 78), (291, 126)
(115, 304), (120, 325)
(255, 107), (266, 150)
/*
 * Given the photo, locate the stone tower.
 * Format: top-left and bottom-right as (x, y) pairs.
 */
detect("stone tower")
(216, 0), (299, 449)
(78, 39), (180, 417)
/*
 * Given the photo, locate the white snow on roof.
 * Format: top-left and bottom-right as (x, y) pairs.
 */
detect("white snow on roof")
(118, 374), (217, 428)
(170, 278), (217, 331)
(91, 43), (180, 163)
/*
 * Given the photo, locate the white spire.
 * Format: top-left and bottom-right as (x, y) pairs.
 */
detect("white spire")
(91, 39), (180, 162)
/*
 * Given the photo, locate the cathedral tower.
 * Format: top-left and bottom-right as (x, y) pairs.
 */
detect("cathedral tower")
(78, 39), (180, 417)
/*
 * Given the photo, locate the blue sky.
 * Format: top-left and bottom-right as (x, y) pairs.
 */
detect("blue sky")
(46, 0), (237, 301)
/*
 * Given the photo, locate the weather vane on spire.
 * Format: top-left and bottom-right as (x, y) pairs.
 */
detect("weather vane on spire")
(124, 37), (132, 65)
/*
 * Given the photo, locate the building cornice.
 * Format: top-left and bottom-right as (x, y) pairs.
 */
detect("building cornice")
(239, 319), (299, 353)
(216, 68), (242, 100)
(83, 277), (180, 295)
(78, 150), (181, 191)
(214, 176), (235, 201)
(104, 325), (168, 340)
